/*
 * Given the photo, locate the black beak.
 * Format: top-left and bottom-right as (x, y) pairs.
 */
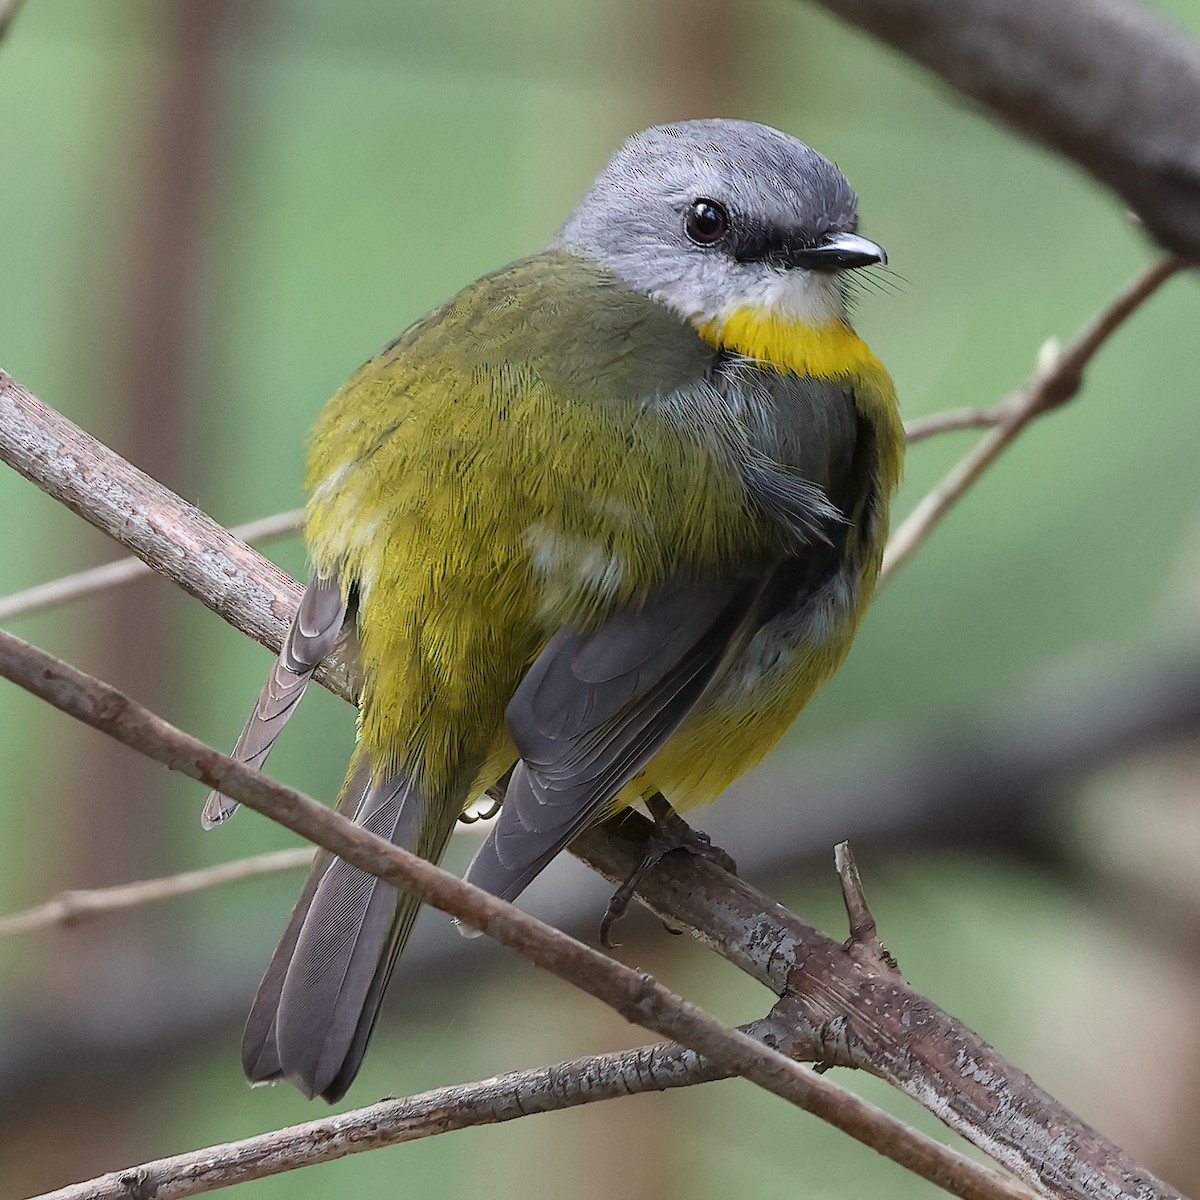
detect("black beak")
(789, 232), (886, 272)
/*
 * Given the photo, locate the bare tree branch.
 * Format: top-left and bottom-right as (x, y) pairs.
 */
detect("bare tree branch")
(28, 1006), (1014, 1200)
(570, 814), (1178, 1200)
(0, 373), (352, 699)
(28, 1041), (734, 1200)
(0, 626), (1042, 1200)
(882, 255), (1184, 581)
(0, 849), (312, 937)
(0, 370), (1184, 1199)
(806, 0), (1200, 262)
(0, 509), (303, 624)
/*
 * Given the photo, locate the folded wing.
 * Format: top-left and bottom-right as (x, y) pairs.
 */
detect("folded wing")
(464, 573), (764, 902)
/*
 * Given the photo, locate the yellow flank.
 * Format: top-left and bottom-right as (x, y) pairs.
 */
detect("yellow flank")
(697, 307), (880, 382)
(639, 614), (862, 809)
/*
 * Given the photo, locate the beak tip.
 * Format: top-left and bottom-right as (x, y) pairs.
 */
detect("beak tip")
(848, 234), (887, 269)
(793, 232), (887, 272)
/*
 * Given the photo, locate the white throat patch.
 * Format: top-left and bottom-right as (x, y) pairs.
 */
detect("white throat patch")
(652, 265), (846, 332)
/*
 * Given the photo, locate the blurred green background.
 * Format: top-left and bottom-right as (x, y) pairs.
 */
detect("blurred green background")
(3, 1), (1200, 1196)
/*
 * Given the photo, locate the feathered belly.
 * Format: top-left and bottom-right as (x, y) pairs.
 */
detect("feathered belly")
(635, 569), (865, 810)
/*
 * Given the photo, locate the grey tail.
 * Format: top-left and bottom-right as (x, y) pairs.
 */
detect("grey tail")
(203, 572), (347, 828)
(241, 754), (453, 1102)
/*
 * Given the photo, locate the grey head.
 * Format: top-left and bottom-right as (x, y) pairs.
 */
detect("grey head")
(552, 118), (884, 329)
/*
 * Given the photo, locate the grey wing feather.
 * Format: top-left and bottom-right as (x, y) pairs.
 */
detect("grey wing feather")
(202, 572), (347, 828)
(242, 758), (451, 1102)
(464, 574), (762, 902)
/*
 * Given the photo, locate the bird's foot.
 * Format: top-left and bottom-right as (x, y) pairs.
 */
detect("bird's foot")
(458, 771), (511, 824)
(599, 793), (737, 948)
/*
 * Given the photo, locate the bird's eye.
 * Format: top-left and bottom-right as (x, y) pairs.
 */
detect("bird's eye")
(685, 199), (730, 246)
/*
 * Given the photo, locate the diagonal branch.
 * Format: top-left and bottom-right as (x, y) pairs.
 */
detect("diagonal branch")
(0, 625), (1037, 1200)
(28, 1006), (853, 1200)
(29, 1040), (737, 1200)
(31, 1001), (997, 1200)
(881, 255), (1184, 581)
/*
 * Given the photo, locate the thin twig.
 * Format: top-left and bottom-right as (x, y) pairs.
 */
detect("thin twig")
(30, 1047), (727, 1200)
(0, 625), (1038, 1200)
(903, 406), (1003, 443)
(882, 256), (1185, 582)
(0, 848), (312, 937)
(0, 509), (303, 624)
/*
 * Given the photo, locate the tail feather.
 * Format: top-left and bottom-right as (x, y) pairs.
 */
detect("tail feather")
(241, 753), (370, 1087)
(312, 890), (430, 1103)
(241, 755), (454, 1102)
(203, 573), (347, 828)
(241, 843), (335, 1083)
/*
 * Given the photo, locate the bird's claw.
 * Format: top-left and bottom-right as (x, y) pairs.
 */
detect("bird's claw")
(458, 779), (507, 824)
(598, 794), (737, 948)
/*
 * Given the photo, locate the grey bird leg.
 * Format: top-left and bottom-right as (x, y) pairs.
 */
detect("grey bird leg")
(599, 792), (737, 948)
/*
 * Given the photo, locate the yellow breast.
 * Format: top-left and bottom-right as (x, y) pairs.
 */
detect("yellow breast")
(633, 305), (902, 810)
(696, 307), (880, 381)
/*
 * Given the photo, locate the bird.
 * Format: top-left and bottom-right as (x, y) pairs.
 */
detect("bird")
(204, 118), (903, 1103)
